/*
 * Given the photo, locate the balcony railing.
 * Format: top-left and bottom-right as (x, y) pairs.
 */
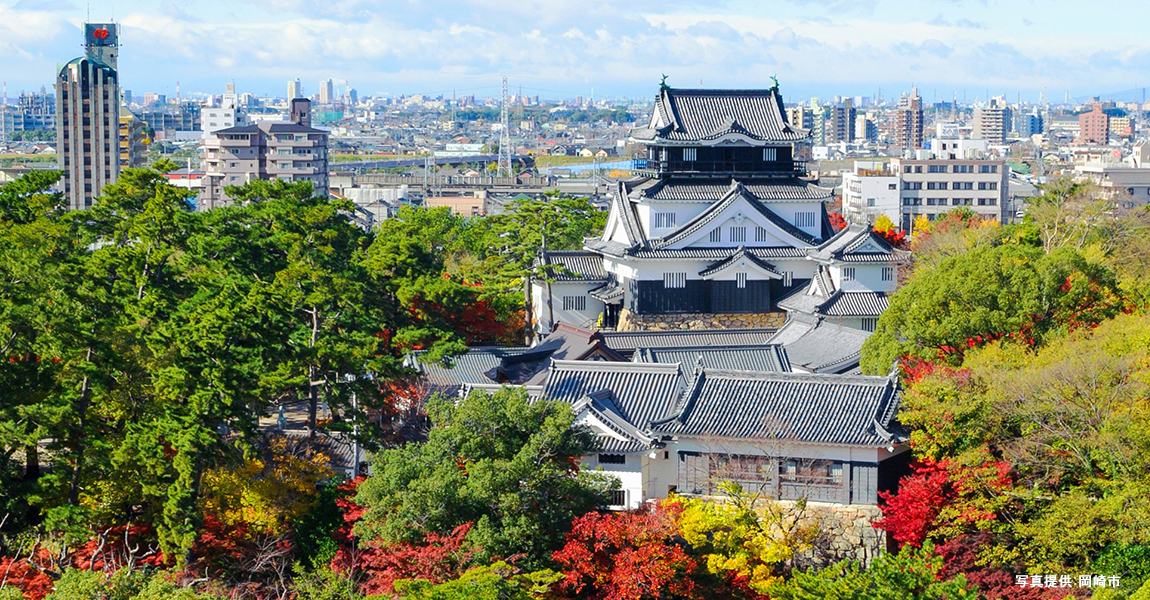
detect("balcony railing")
(634, 159), (804, 177)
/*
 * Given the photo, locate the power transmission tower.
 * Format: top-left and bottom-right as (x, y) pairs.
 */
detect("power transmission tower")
(497, 76), (512, 178)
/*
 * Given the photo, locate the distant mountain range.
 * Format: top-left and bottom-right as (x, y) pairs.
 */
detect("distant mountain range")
(1074, 88), (1150, 104)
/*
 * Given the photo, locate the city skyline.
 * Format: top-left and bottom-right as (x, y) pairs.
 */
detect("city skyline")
(2, 0), (1150, 103)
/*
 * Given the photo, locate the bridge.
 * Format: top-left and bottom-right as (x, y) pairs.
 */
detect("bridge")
(331, 154), (534, 172)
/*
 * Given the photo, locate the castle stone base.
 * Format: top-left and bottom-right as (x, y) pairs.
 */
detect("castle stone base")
(616, 309), (786, 332)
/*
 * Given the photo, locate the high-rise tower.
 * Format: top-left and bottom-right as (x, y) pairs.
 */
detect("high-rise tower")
(497, 76), (511, 178)
(893, 87), (923, 151)
(57, 22), (121, 210)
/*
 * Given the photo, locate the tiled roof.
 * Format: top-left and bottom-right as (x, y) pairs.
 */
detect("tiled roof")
(698, 247), (782, 278)
(631, 88), (807, 144)
(633, 178), (833, 203)
(411, 326), (624, 388)
(777, 265), (838, 315)
(575, 391), (657, 454)
(777, 289), (825, 315)
(613, 182), (646, 246)
(633, 344), (791, 373)
(652, 369), (904, 446)
(809, 224), (910, 263)
(772, 319), (872, 373)
(589, 283), (624, 302)
(595, 436), (651, 453)
(650, 183), (820, 249)
(835, 253), (896, 263)
(626, 247), (808, 259)
(543, 360), (687, 427)
(410, 347), (534, 388)
(816, 291), (890, 317)
(540, 250), (607, 282)
(584, 238), (631, 257)
(602, 329), (779, 354)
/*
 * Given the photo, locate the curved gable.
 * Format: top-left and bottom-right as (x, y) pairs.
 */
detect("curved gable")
(653, 185), (818, 250)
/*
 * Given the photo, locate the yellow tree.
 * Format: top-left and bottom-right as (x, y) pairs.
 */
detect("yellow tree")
(675, 482), (820, 594)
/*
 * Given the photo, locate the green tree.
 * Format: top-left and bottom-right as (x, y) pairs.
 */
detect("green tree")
(352, 387), (614, 568)
(767, 544), (976, 600)
(392, 561), (560, 600)
(223, 179), (383, 436)
(861, 244), (1122, 373)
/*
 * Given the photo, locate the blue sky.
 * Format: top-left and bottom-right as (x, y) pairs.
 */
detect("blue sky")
(2, 0), (1149, 104)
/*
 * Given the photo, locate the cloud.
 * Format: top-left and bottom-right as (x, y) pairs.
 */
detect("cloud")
(928, 14), (985, 29)
(954, 18), (985, 29)
(893, 39), (952, 59)
(13, 0), (74, 10)
(2, 0), (1149, 101)
(162, 1), (203, 22)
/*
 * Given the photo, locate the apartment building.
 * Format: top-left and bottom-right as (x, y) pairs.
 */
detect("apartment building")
(118, 111), (147, 169)
(1079, 103), (1109, 145)
(893, 88), (924, 150)
(972, 96), (1011, 142)
(841, 161), (900, 226)
(891, 157), (1007, 231)
(200, 99), (328, 210)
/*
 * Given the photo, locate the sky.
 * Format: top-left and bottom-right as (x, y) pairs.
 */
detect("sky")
(3, 0), (1150, 104)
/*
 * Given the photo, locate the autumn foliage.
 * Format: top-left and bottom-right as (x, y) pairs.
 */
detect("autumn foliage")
(329, 478), (475, 596)
(552, 503), (699, 600)
(875, 459), (1012, 549)
(0, 555), (52, 600)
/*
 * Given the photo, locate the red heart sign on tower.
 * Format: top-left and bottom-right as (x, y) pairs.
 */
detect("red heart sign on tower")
(94, 28), (109, 39)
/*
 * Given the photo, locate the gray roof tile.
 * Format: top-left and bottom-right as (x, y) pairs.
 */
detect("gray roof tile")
(652, 369), (903, 446)
(631, 88), (807, 145)
(543, 360), (687, 426)
(602, 328), (780, 354)
(809, 224), (910, 263)
(633, 344), (791, 373)
(698, 247), (782, 278)
(627, 247), (808, 259)
(772, 319), (872, 373)
(633, 178), (833, 203)
(540, 250), (607, 282)
(816, 292), (890, 317)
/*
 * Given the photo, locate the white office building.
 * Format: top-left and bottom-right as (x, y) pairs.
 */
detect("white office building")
(841, 161), (900, 226)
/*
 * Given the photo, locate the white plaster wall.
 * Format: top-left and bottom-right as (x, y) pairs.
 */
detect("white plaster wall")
(580, 454), (645, 509)
(532, 281), (604, 332)
(765, 201), (827, 239)
(831, 262), (897, 293)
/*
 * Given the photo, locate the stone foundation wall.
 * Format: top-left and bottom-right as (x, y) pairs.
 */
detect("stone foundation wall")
(801, 502), (887, 566)
(616, 309), (786, 331)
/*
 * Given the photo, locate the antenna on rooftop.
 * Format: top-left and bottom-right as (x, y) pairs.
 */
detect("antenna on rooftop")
(497, 76), (512, 178)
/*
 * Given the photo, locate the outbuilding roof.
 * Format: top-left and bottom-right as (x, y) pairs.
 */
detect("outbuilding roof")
(816, 291), (890, 318)
(808, 224), (910, 264)
(601, 328), (780, 356)
(633, 344), (791, 373)
(538, 250), (608, 282)
(543, 360), (687, 427)
(770, 318), (873, 374)
(652, 369), (904, 447)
